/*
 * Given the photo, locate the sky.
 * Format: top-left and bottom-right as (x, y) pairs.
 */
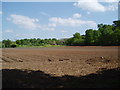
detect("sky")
(1, 0), (119, 40)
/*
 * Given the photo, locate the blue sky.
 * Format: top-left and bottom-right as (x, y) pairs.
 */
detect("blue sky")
(1, 1), (119, 40)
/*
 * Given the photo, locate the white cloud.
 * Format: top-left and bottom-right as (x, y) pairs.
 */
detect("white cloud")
(72, 13), (82, 18)
(74, 0), (118, 12)
(103, 0), (118, 3)
(74, 0), (106, 12)
(0, 11), (2, 15)
(49, 17), (97, 28)
(7, 14), (55, 31)
(8, 14), (41, 30)
(4, 29), (13, 33)
(48, 23), (56, 27)
(60, 30), (68, 33)
(7, 13), (96, 32)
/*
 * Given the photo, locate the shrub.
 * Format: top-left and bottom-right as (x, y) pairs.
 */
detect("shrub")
(11, 44), (17, 48)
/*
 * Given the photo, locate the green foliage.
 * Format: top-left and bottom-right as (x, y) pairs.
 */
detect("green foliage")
(66, 32), (85, 46)
(2, 38), (66, 48)
(85, 29), (94, 45)
(66, 38), (74, 46)
(11, 44), (17, 48)
(73, 32), (81, 39)
(113, 20), (120, 27)
(2, 39), (12, 48)
(66, 20), (120, 46)
(0, 42), (2, 48)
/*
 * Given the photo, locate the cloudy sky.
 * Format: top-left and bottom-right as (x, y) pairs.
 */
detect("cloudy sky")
(1, 0), (119, 40)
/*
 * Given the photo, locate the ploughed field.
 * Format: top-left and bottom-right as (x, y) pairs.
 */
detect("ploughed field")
(1, 46), (120, 88)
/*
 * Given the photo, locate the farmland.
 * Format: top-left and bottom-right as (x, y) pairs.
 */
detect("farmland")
(1, 46), (120, 88)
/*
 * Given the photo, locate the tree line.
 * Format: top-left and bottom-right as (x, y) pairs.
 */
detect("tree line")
(1, 38), (66, 48)
(1, 20), (120, 48)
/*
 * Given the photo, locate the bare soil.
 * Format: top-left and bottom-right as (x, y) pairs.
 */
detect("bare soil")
(1, 46), (120, 88)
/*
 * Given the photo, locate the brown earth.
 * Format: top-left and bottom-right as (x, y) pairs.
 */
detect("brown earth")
(1, 46), (120, 88)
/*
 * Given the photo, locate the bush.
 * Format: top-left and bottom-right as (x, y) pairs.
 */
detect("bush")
(11, 44), (17, 48)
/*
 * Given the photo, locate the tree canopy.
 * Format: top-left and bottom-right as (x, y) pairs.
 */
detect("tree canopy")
(1, 20), (120, 48)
